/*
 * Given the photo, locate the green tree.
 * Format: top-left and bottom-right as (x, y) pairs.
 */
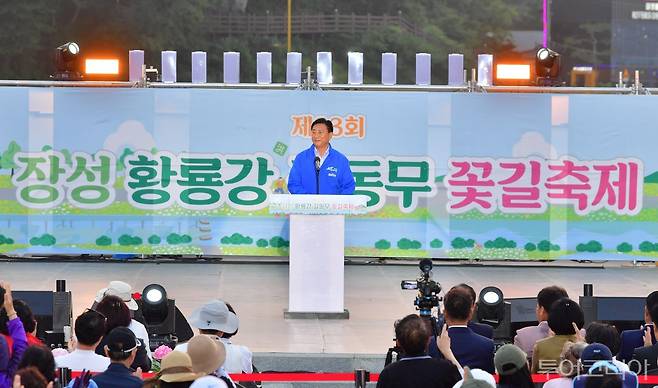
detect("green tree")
(1, 141), (21, 176)
(375, 239), (391, 249)
(524, 242), (536, 251)
(148, 235), (161, 244)
(429, 239), (442, 248)
(96, 235), (112, 246)
(616, 242), (632, 253)
(256, 238), (268, 248)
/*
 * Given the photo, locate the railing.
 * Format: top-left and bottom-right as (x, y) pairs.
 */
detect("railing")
(206, 13), (426, 38)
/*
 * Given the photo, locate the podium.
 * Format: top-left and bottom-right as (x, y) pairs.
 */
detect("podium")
(269, 194), (368, 319)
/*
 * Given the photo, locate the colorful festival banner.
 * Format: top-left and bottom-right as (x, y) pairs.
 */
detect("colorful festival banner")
(1, 87), (658, 260)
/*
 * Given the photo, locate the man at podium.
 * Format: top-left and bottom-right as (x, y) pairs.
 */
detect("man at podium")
(287, 117), (355, 195)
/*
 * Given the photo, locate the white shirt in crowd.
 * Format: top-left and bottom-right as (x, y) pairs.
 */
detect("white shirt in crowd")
(128, 319), (151, 357)
(55, 349), (110, 372)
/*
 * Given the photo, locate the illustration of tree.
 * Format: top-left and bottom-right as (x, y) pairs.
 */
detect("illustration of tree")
(1, 141), (21, 176)
(375, 239), (391, 249)
(616, 242), (632, 253)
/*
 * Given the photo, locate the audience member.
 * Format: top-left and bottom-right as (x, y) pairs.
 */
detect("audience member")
(55, 309), (110, 372)
(531, 297), (584, 373)
(376, 314), (461, 388)
(13, 366), (51, 388)
(186, 335), (233, 388)
(514, 285), (569, 359)
(452, 284), (494, 339)
(177, 300), (251, 374)
(12, 301), (42, 347)
(451, 368), (496, 388)
(94, 295), (151, 372)
(585, 323), (628, 372)
(494, 344), (534, 388)
(618, 290), (658, 363)
(156, 350), (202, 388)
(94, 281), (151, 358)
(189, 376), (229, 388)
(17, 345), (55, 384)
(91, 327), (143, 388)
(630, 303), (658, 374)
(0, 282), (28, 388)
(435, 288), (495, 373)
(581, 362), (624, 388)
(454, 367), (495, 388)
(543, 341), (587, 388)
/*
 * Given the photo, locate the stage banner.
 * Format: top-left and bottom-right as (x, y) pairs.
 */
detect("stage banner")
(1, 87), (657, 261)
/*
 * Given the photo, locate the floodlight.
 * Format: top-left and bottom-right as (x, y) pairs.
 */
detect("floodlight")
(476, 286), (505, 327)
(54, 42), (82, 80)
(535, 47), (561, 85)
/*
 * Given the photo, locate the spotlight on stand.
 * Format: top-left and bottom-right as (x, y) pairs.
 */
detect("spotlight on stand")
(140, 284), (177, 350)
(476, 286), (505, 327)
(535, 47), (562, 86)
(54, 42), (82, 81)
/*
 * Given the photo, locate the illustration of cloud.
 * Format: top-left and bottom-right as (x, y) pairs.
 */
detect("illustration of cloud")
(103, 120), (156, 154)
(512, 132), (558, 159)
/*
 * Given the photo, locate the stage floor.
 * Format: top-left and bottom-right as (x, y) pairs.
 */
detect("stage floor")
(2, 260), (657, 355)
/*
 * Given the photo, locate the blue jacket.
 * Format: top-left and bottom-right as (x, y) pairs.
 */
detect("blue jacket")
(429, 326), (495, 374)
(91, 363), (142, 388)
(287, 144), (355, 195)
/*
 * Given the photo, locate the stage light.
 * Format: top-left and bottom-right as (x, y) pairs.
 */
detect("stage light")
(54, 42), (82, 80)
(496, 64), (531, 80)
(476, 286), (505, 327)
(142, 283), (168, 323)
(85, 59), (119, 75)
(535, 47), (561, 85)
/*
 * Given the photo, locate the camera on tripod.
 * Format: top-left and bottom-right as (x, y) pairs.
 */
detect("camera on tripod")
(401, 259), (443, 318)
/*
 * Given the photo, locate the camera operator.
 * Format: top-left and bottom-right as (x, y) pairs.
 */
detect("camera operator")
(429, 288), (495, 373)
(377, 314), (461, 388)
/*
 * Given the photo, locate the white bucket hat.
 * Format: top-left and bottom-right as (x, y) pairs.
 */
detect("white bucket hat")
(188, 299), (239, 333)
(95, 280), (138, 311)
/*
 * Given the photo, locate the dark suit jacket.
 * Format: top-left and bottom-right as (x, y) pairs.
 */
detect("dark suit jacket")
(91, 363), (143, 388)
(469, 321), (494, 339)
(429, 326), (495, 373)
(631, 343), (658, 375)
(618, 329), (644, 363)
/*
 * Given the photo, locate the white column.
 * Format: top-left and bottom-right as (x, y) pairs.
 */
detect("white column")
(161, 51), (177, 83)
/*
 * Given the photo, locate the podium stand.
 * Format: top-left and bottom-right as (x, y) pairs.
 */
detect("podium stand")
(269, 194), (368, 319)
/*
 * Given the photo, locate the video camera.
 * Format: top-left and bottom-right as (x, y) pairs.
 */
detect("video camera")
(401, 259), (443, 318)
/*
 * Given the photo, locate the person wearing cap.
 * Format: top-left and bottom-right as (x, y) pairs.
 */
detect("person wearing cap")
(531, 297), (584, 373)
(91, 327), (143, 388)
(585, 323), (629, 373)
(94, 281), (151, 358)
(514, 285), (569, 360)
(494, 344), (534, 388)
(176, 300), (252, 375)
(56, 309), (111, 372)
(95, 295), (151, 373)
(187, 335), (234, 388)
(377, 314), (461, 388)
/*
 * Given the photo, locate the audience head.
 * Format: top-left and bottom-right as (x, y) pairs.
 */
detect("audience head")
(190, 376), (230, 388)
(548, 297), (584, 335)
(444, 287), (473, 323)
(103, 327), (138, 364)
(17, 345), (56, 383)
(585, 322), (620, 355)
(394, 314), (431, 357)
(457, 367), (495, 388)
(584, 364), (623, 388)
(558, 341), (587, 377)
(644, 290), (658, 323)
(494, 344), (534, 388)
(13, 300), (37, 334)
(220, 303), (239, 338)
(649, 303), (658, 326)
(96, 295), (131, 333)
(536, 285), (569, 321)
(95, 280), (138, 311)
(580, 343), (613, 371)
(159, 351), (201, 385)
(454, 284), (477, 306)
(187, 334), (226, 375)
(75, 309), (106, 346)
(14, 367), (50, 388)
(189, 299), (239, 337)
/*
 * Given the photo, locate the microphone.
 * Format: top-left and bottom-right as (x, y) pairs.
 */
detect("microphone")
(314, 156), (321, 172)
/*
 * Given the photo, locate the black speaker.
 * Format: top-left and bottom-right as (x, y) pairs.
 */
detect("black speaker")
(13, 290), (71, 342)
